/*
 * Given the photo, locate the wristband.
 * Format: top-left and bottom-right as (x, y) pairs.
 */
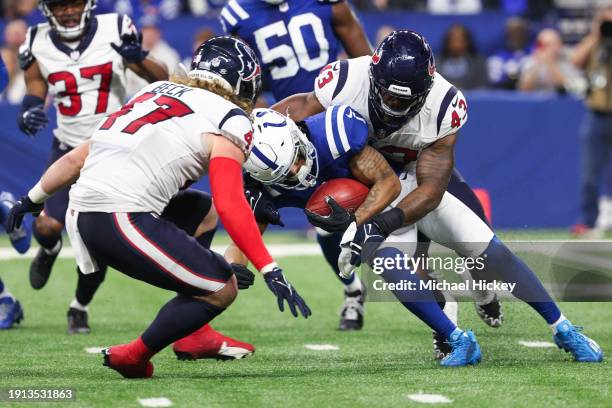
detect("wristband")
(21, 94), (45, 111)
(28, 181), (51, 204)
(371, 208), (406, 236)
(260, 262), (278, 274)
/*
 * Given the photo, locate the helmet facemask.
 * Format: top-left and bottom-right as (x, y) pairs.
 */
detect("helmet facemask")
(368, 74), (432, 124)
(277, 129), (318, 190)
(40, 0), (96, 40)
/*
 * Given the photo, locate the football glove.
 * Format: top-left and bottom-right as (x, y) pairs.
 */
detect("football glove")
(244, 186), (284, 227)
(264, 267), (311, 318)
(111, 33), (148, 64)
(304, 196), (355, 233)
(18, 105), (48, 136)
(6, 195), (44, 233)
(230, 263), (255, 290)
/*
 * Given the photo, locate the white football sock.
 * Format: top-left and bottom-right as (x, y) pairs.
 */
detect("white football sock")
(345, 275), (362, 293)
(549, 314), (568, 334)
(70, 298), (88, 312)
(44, 240), (62, 256)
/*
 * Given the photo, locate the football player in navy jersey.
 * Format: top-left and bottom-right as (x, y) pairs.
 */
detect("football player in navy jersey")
(223, 107), (483, 366)
(220, 0), (371, 101)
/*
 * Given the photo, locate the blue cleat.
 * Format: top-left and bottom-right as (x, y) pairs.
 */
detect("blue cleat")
(0, 296), (24, 329)
(440, 329), (482, 367)
(553, 320), (603, 363)
(0, 192), (32, 254)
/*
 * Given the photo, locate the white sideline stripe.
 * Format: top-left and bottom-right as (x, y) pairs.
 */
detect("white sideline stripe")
(84, 347), (106, 354)
(519, 340), (556, 348)
(304, 344), (339, 351)
(408, 394), (453, 404)
(138, 397), (172, 407)
(114, 213), (225, 292)
(0, 244), (323, 260)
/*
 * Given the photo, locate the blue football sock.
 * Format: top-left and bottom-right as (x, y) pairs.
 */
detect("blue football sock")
(482, 236), (561, 324)
(317, 231), (355, 286)
(142, 294), (225, 353)
(377, 247), (457, 338)
(0, 278), (4, 294)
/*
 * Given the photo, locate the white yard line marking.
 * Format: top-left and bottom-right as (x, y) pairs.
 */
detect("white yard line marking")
(0, 244), (323, 260)
(137, 397), (173, 407)
(408, 393), (453, 404)
(84, 347), (106, 354)
(304, 344), (339, 351)
(519, 340), (556, 348)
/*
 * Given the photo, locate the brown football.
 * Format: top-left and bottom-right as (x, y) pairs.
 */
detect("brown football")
(305, 178), (369, 216)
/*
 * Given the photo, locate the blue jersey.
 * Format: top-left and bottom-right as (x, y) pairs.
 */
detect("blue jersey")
(220, 0), (341, 100)
(262, 105), (369, 209)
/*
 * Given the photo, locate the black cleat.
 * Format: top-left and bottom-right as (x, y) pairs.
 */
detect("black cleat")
(475, 294), (504, 328)
(432, 331), (452, 360)
(338, 286), (366, 331)
(29, 241), (61, 290)
(67, 307), (90, 335)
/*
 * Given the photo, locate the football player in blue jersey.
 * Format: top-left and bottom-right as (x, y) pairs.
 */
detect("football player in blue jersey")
(224, 107), (482, 366)
(0, 57), (31, 329)
(221, 0), (372, 329)
(219, 0), (371, 101)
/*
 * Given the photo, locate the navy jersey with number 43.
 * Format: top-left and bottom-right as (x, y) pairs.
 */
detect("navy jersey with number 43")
(220, 0), (341, 100)
(259, 105), (369, 209)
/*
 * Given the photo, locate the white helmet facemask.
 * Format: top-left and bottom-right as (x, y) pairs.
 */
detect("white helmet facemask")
(246, 109), (318, 191)
(40, 0), (97, 40)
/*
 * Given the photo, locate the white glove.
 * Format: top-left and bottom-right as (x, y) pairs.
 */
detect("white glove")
(337, 222), (357, 278)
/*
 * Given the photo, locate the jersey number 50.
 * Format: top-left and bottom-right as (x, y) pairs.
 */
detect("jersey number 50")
(253, 12), (329, 80)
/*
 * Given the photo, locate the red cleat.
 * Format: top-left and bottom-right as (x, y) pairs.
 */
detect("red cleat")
(102, 340), (154, 379)
(173, 324), (255, 361)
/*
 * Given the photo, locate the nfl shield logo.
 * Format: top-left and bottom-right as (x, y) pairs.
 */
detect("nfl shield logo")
(70, 50), (80, 61)
(211, 57), (221, 67)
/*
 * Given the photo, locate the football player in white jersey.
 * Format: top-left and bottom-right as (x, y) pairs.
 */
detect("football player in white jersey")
(8, 36), (311, 378)
(17, 0), (168, 334)
(274, 30), (603, 363)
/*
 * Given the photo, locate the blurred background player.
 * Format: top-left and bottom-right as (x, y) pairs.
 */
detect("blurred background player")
(0, 56), (31, 330)
(220, 0), (373, 331)
(17, 0), (168, 334)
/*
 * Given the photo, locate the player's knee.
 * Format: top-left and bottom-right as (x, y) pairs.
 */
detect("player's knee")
(194, 276), (237, 309)
(34, 215), (63, 237)
(195, 203), (218, 238)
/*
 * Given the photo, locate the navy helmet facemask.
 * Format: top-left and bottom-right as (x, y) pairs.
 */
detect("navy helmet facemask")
(39, 0), (97, 40)
(369, 30), (436, 129)
(189, 36), (262, 107)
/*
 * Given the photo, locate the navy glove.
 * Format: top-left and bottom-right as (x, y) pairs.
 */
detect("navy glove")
(18, 105), (48, 136)
(304, 196), (355, 233)
(230, 263), (255, 290)
(264, 267), (311, 318)
(6, 196), (44, 233)
(111, 33), (148, 64)
(244, 186), (284, 227)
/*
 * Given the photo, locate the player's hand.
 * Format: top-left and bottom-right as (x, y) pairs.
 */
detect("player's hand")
(338, 220), (387, 278)
(244, 186), (284, 226)
(18, 105), (48, 136)
(111, 33), (148, 64)
(264, 267), (311, 318)
(6, 196), (44, 233)
(304, 196), (355, 233)
(230, 263), (255, 290)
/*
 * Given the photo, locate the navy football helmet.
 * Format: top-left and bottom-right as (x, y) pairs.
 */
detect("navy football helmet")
(39, 0), (97, 40)
(369, 30), (435, 128)
(190, 36), (262, 106)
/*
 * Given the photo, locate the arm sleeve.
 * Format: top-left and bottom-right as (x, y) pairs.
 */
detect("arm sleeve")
(209, 156), (274, 271)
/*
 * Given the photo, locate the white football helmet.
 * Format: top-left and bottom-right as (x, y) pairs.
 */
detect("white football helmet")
(245, 108), (318, 190)
(39, 0), (97, 40)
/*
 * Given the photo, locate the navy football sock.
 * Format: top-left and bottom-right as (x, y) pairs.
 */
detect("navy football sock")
(142, 294), (225, 353)
(481, 236), (561, 324)
(75, 267), (106, 306)
(196, 226), (217, 249)
(0, 277), (4, 294)
(317, 231), (355, 286)
(377, 247), (457, 338)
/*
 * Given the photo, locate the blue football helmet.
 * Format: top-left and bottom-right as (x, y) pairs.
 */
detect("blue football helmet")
(190, 36), (262, 106)
(369, 30), (435, 128)
(39, 0), (97, 40)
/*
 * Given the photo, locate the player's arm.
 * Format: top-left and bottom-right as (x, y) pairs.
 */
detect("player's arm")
(224, 222), (268, 266)
(332, 1), (372, 57)
(126, 57), (169, 83)
(271, 91), (325, 121)
(18, 60), (49, 136)
(5, 141), (91, 232)
(349, 146), (400, 224)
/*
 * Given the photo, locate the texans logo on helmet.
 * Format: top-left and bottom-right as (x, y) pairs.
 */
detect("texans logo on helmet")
(428, 60), (436, 77)
(372, 49), (382, 65)
(235, 41), (261, 81)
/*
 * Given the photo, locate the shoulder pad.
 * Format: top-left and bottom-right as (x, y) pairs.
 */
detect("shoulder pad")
(437, 88), (468, 138)
(18, 26), (38, 70)
(314, 60), (349, 108)
(324, 105), (368, 159)
(217, 107), (254, 155)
